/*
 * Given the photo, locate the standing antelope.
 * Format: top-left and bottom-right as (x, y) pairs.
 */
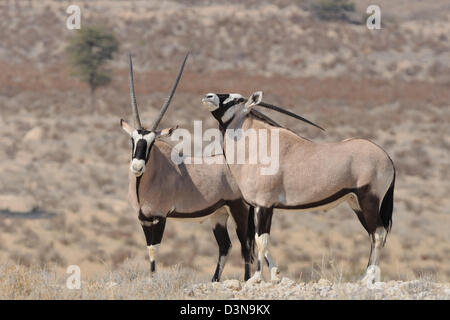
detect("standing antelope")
(120, 54), (255, 281)
(202, 91), (395, 285)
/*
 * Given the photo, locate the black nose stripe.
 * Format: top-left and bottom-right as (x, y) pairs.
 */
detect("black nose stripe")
(134, 139), (148, 160)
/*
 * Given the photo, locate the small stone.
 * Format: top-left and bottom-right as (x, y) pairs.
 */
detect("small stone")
(319, 288), (329, 297)
(223, 279), (241, 291)
(261, 281), (274, 288)
(280, 277), (296, 287)
(372, 282), (386, 290)
(318, 278), (332, 287)
(185, 289), (194, 297)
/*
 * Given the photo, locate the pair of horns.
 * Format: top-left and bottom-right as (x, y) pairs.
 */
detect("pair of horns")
(129, 53), (323, 132)
(129, 53), (189, 131)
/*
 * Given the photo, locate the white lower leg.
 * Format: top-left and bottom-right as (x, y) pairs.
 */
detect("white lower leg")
(362, 227), (385, 286)
(265, 251), (280, 282)
(249, 233), (269, 283)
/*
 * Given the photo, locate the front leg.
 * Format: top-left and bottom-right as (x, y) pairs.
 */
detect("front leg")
(139, 214), (167, 274)
(211, 211), (231, 282)
(249, 207), (277, 283)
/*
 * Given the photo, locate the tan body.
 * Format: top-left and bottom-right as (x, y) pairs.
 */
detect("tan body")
(226, 111), (395, 284)
(226, 116), (394, 220)
(128, 140), (242, 219)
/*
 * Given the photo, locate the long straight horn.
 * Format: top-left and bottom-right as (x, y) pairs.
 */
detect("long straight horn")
(150, 53), (189, 131)
(257, 101), (325, 131)
(129, 54), (142, 129)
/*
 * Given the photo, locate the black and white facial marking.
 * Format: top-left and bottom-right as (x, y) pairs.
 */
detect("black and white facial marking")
(130, 129), (156, 177)
(202, 93), (246, 127)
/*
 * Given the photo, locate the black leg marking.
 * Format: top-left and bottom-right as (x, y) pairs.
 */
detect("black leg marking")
(212, 224), (231, 282)
(150, 261), (156, 273)
(244, 263), (251, 281)
(256, 207), (273, 236)
(226, 199), (256, 281)
(140, 215), (167, 274)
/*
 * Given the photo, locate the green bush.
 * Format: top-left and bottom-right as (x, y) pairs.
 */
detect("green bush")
(311, 0), (355, 21)
(66, 26), (119, 112)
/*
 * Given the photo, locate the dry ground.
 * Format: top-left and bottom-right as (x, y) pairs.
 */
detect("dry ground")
(0, 260), (448, 299)
(0, 0), (449, 298)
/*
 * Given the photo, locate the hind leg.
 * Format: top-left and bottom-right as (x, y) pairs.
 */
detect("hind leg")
(361, 227), (386, 285)
(226, 200), (254, 281)
(349, 192), (385, 285)
(211, 211), (232, 282)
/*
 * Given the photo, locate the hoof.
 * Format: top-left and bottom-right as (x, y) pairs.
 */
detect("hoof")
(247, 272), (263, 284)
(270, 268), (281, 283)
(360, 265), (381, 288)
(211, 277), (220, 283)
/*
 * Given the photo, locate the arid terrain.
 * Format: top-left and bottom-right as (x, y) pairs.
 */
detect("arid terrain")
(1, 260), (448, 299)
(0, 0), (449, 299)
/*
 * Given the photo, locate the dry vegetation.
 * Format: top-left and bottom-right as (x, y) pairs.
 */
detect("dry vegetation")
(0, 260), (206, 299)
(0, 0), (449, 298)
(0, 259), (448, 299)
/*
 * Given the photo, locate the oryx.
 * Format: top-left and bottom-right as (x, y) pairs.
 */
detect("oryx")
(121, 55), (255, 281)
(202, 91), (395, 285)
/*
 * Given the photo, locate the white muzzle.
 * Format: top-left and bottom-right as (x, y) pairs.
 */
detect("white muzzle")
(130, 159), (145, 176)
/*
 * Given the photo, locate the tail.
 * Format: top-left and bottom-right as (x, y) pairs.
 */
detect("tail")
(379, 168), (395, 245)
(247, 205), (256, 263)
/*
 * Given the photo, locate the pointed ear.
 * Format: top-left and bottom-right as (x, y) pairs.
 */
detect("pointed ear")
(250, 91), (263, 104)
(244, 91), (263, 111)
(156, 125), (179, 139)
(120, 119), (134, 135)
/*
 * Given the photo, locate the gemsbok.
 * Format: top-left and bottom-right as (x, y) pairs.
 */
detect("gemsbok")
(202, 91), (395, 285)
(120, 54), (255, 282)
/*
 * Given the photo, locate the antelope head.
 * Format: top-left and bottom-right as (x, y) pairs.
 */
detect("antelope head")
(202, 91), (324, 131)
(121, 53), (188, 177)
(201, 92), (257, 127)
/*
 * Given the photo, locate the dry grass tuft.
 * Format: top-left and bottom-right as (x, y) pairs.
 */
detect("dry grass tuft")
(0, 260), (207, 300)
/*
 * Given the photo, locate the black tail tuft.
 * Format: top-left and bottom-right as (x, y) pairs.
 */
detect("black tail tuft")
(380, 169), (395, 241)
(247, 205), (256, 263)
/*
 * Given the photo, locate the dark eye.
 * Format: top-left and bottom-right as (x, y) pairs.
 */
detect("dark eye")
(207, 94), (214, 98)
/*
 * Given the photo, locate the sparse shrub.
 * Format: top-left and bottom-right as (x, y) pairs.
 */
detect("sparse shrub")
(311, 0), (355, 21)
(66, 26), (119, 112)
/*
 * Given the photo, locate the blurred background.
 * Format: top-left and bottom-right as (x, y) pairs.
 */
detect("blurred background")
(0, 0), (448, 282)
